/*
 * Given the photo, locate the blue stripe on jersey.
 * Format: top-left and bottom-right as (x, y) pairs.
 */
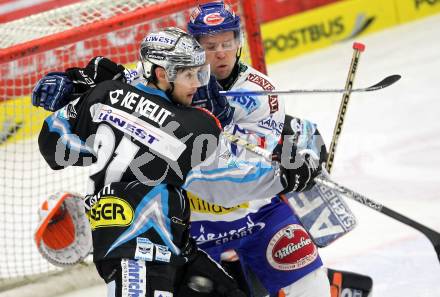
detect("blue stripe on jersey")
(45, 114), (93, 154)
(185, 159), (271, 178)
(182, 163), (273, 189)
(104, 184), (179, 257)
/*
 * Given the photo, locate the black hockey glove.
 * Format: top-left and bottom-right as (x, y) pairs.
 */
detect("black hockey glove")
(276, 135), (322, 194)
(65, 56), (126, 94)
(31, 56), (125, 112)
(192, 75), (235, 128)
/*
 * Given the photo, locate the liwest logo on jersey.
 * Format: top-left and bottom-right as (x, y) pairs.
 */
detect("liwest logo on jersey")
(187, 192), (248, 215)
(266, 224), (318, 271)
(87, 196), (134, 230)
(121, 259), (146, 297)
(92, 103), (186, 161)
(108, 89), (172, 126)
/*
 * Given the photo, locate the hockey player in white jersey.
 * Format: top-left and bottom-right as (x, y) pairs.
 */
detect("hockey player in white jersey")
(186, 4), (370, 297)
(185, 3), (330, 296)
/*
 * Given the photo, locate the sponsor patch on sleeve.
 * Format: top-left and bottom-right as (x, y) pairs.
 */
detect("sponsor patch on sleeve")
(246, 73), (279, 113)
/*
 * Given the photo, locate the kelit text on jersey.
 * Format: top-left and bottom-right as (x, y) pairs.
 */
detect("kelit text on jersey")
(109, 89), (172, 126)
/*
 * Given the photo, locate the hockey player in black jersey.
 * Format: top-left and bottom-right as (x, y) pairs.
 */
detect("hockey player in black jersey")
(37, 28), (311, 201)
(36, 27), (321, 297)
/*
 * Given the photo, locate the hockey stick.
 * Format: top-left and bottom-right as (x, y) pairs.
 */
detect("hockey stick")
(327, 42), (365, 173)
(320, 45), (440, 259)
(220, 74), (400, 96)
(222, 131), (440, 263)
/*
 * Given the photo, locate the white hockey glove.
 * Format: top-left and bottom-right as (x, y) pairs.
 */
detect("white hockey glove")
(34, 192), (92, 267)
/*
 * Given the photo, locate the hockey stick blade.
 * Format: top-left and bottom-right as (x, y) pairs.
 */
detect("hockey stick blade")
(315, 175), (440, 263)
(381, 205), (440, 264)
(364, 74), (401, 92)
(220, 75), (401, 96)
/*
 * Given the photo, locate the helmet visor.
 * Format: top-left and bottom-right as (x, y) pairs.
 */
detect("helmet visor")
(170, 64), (211, 88)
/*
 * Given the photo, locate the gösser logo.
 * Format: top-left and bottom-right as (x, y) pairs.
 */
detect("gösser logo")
(266, 224), (318, 271)
(88, 196), (134, 230)
(204, 13), (225, 26)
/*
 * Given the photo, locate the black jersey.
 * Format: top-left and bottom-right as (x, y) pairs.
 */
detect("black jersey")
(38, 80), (221, 195)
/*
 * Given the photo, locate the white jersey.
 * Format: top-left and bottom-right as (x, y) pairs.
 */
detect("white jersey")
(116, 64), (286, 208)
(189, 62), (286, 224)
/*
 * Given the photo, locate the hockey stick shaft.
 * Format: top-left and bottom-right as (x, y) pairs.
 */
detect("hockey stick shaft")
(316, 176), (440, 263)
(326, 42), (365, 173)
(222, 131), (440, 263)
(220, 75), (400, 96)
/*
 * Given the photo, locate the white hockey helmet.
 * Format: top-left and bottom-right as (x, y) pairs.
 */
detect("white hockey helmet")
(139, 27), (210, 86)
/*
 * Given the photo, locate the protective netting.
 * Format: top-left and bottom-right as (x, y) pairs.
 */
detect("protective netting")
(0, 0), (166, 49)
(0, 0), (262, 286)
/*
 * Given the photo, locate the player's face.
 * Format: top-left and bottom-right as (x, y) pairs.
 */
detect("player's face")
(171, 65), (210, 106)
(198, 31), (240, 80)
